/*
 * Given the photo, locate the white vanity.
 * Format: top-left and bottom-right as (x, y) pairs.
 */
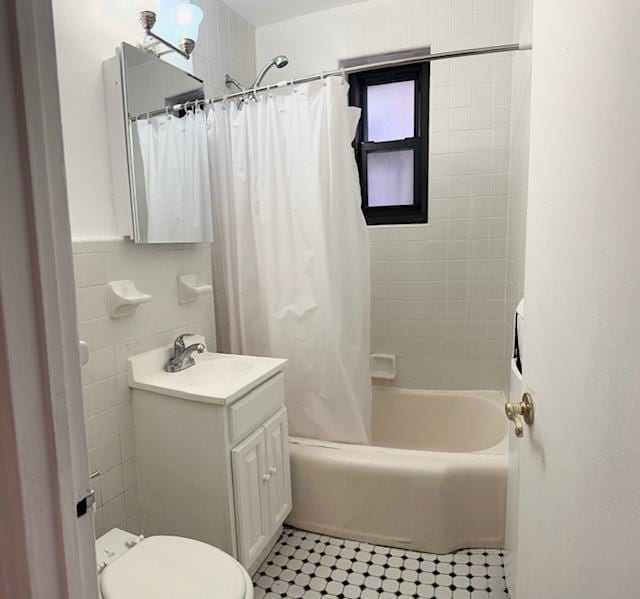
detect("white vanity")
(128, 344), (291, 575)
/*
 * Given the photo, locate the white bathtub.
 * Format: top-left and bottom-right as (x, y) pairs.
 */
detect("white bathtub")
(287, 388), (508, 554)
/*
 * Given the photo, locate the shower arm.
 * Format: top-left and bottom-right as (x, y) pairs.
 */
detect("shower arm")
(224, 74), (246, 93)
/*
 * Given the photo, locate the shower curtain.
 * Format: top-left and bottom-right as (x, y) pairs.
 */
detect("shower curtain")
(207, 77), (372, 444)
(136, 109), (213, 242)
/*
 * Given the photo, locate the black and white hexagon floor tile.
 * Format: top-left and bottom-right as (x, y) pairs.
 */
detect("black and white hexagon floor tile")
(253, 527), (509, 599)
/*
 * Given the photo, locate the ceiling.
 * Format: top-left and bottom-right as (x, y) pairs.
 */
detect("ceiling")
(223, 0), (369, 27)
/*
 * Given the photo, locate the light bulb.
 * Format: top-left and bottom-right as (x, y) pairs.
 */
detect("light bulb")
(173, 3), (203, 42)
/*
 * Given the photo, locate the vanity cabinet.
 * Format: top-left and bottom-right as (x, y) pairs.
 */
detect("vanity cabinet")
(129, 350), (291, 575)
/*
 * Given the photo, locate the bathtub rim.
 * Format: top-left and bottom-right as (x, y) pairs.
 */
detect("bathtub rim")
(291, 387), (508, 457)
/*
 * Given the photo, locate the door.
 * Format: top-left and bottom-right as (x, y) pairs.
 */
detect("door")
(232, 428), (270, 567)
(0, 0), (98, 597)
(263, 408), (292, 530)
(509, 3), (640, 598)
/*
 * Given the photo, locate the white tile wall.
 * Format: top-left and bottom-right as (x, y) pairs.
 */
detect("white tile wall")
(256, 0), (519, 390)
(75, 240), (216, 536)
(192, 0), (257, 98)
(256, 0), (516, 85)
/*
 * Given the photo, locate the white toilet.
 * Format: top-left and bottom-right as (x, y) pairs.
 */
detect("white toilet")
(96, 528), (254, 599)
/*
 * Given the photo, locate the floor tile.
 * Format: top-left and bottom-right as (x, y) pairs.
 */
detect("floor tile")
(253, 527), (510, 598)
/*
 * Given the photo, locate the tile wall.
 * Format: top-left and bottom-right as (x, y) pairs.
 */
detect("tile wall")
(256, 0), (519, 390)
(192, 0), (257, 98)
(75, 240), (215, 536)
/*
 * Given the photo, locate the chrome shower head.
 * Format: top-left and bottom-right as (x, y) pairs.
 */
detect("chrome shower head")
(253, 55), (290, 89)
(274, 55), (289, 68)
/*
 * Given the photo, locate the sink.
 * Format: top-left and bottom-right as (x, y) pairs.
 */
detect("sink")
(128, 341), (287, 405)
(172, 355), (254, 387)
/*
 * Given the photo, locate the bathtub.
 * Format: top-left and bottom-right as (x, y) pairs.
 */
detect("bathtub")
(287, 388), (508, 554)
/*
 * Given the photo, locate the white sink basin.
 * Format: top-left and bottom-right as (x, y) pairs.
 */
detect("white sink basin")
(128, 342), (287, 405)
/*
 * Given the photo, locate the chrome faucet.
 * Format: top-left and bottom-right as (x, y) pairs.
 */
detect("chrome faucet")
(165, 333), (205, 373)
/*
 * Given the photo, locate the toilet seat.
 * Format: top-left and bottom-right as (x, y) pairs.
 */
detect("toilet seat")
(100, 536), (251, 599)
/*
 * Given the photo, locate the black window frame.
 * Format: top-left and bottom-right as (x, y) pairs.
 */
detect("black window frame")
(349, 62), (430, 225)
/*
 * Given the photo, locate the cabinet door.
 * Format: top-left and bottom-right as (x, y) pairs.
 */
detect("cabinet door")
(263, 408), (292, 532)
(231, 428), (270, 567)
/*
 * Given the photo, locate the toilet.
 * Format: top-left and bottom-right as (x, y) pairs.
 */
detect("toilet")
(96, 528), (254, 599)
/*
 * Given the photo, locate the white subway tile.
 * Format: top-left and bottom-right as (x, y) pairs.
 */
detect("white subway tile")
(122, 458), (138, 491)
(100, 466), (124, 504)
(102, 495), (126, 531)
(89, 437), (121, 476)
(81, 254), (109, 287)
(86, 408), (119, 450)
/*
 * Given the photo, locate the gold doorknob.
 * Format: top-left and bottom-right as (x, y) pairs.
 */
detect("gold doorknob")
(505, 392), (535, 438)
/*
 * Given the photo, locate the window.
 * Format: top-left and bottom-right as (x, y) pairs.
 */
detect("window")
(349, 63), (429, 225)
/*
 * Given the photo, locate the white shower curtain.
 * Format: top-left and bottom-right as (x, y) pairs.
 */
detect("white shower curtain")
(136, 109), (213, 242)
(208, 78), (372, 444)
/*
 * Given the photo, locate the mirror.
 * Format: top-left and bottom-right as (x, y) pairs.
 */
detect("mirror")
(117, 42), (213, 243)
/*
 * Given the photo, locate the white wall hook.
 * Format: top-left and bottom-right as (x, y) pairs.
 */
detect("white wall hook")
(178, 274), (213, 304)
(108, 280), (152, 319)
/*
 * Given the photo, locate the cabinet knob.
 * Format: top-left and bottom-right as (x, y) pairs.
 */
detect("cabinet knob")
(262, 473), (271, 482)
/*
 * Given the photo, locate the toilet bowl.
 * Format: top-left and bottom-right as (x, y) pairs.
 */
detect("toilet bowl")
(96, 528), (253, 599)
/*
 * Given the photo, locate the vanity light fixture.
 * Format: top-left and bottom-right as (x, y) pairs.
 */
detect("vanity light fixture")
(135, 1), (203, 60)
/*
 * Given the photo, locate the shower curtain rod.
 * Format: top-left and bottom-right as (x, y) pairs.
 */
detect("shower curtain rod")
(130, 42), (531, 121)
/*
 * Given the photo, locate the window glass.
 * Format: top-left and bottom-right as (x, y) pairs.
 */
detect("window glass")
(366, 80), (415, 142)
(367, 149), (414, 207)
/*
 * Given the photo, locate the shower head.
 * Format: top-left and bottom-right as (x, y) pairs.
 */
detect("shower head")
(252, 55), (290, 89)
(274, 55), (289, 68)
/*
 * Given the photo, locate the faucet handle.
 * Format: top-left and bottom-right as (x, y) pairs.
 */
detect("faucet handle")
(174, 333), (195, 349)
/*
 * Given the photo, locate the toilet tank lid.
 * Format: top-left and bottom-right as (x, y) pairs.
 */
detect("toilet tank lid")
(100, 536), (249, 599)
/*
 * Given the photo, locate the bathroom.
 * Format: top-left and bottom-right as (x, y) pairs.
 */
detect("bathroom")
(1, 1), (639, 598)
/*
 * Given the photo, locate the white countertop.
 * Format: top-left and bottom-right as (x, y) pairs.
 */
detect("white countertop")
(128, 343), (287, 405)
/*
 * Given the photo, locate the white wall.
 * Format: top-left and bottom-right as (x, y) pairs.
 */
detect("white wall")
(257, 0), (519, 390)
(515, 1), (640, 596)
(52, 0), (255, 240)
